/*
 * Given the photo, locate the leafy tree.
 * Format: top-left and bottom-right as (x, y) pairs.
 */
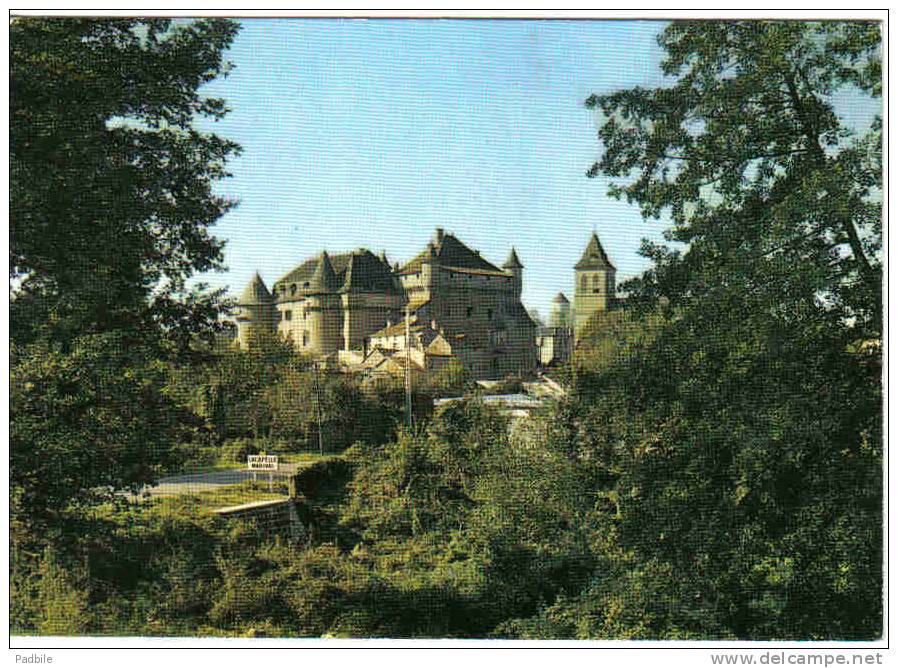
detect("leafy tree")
(418, 358), (474, 397)
(11, 18), (240, 348)
(548, 20), (886, 639)
(10, 18), (241, 535)
(588, 20), (881, 335)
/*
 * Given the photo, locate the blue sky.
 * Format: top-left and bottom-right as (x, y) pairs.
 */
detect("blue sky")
(193, 18), (670, 317)
(192, 18), (877, 318)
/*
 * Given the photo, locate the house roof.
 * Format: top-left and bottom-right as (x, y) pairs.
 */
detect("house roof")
(400, 231), (503, 276)
(574, 232), (616, 271)
(425, 333), (454, 357)
(370, 321), (425, 338)
(237, 272), (273, 306)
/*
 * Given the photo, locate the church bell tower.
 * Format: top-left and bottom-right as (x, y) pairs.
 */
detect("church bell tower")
(573, 232), (616, 336)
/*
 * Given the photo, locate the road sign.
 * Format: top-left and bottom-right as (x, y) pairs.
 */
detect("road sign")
(247, 454), (279, 471)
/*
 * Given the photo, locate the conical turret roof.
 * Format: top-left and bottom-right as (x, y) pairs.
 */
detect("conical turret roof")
(575, 232), (615, 271)
(552, 292), (570, 304)
(308, 251), (339, 292)
(503, 247), (524, 269)
(238, 272), (273, 306)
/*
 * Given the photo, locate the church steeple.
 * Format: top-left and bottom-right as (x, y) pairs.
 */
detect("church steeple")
(573, 232), (616, 337)
(574, 232), (615, 271)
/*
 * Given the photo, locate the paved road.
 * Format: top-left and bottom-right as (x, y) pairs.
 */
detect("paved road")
(138, 465), (299, 498)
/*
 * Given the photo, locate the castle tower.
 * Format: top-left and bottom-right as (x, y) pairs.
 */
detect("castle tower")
(235, 271), (276, 349)
(550, 292), (572, 328)
(503, 247), (524, 298)
(305, 251), (342, 355)
(573, 232), (616, 336)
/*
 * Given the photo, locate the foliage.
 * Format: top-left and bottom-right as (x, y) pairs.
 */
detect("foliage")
(165, 334), (403, 453)
(10, 18), (241, 540)
(10, 334), (192, 534)
(418, 358), (475, 397)
(587, 20), (881, 335)
(527, 19), (884, 640)
(9, 19), (882, 641)
(289, 456), (353, 500)
(11, 18), (241, 350)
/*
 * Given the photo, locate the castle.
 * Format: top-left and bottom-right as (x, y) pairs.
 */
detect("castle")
(235, 229), (538, 379)
(235, 229), (616, 378)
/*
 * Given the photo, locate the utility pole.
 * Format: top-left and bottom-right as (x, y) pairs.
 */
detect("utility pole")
(404, 305), (412, 429)
(313, 360), (324, 455)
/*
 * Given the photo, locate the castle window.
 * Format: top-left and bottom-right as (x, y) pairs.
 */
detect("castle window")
(487, 308), (493, 320)
(580, 275), (587, 289)
(302, 331), (309, 346)
(284, 310), (292, 321)
(466, 306), (473, 317)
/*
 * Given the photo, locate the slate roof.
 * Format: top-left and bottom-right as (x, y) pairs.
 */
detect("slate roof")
(309, 251), (339, 292)
(238, 272), (274, 306)
(277, 254), (349, 286)
(342, 250), (402, 293)
(503, 247), (524, 269)
(552, 292), (570, 304)
(506, 301), (537, 328)
(574, 232), (616, 271)
(400, 232), (504, 276)
(274, 248), (400, 298)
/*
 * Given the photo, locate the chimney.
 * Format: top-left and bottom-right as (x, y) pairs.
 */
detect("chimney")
(435, 227), (444, 244)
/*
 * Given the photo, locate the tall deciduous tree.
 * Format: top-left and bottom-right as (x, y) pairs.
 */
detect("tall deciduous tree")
(11, 18), (241, 346)
(562, 20), (883, 639)
(10, 19), (241, 535)
(588, 20), (881, 334)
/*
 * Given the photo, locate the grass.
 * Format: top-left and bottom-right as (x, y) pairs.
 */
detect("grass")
(138, 481), (290, 516)
(276, 451), (331, 466)
(169, 443), (334, 477)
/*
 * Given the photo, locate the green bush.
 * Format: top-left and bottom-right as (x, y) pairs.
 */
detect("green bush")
(219, 438), (261, 466)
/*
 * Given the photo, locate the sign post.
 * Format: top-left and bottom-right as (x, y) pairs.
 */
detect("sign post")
(247, 454), (279, 491)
